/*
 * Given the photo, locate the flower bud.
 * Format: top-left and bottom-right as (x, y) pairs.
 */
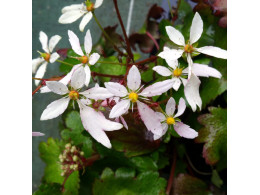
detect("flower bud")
(80, 151), (84, 156)
(73, 155), (78, 162)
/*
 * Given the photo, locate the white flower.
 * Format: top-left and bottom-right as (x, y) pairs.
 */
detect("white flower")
(155, 97), (198, 140)
(158, 12), (227, 77)
(32, 132), (45, 136)
(105, 65), (173, 139)
(59, 0), (103, 32)
(41, 29), (100, 93)
(153, 55), (222, 112)
(32, 31), (61, 85)
(40, 66), (121, 148)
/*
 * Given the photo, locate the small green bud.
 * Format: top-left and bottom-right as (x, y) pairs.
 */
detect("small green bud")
(65, 143), (71, 149)
(73, 155), (78, 162)
(80, 151), (84, 156)
(61, 172), (65, 177)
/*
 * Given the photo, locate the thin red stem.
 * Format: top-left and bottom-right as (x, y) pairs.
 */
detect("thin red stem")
(166, 150), (177, 195)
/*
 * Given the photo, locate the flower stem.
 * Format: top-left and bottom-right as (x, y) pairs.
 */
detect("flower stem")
(166, 149), (177, 195)
(113, 0), (134, 62)
(56, 59), (74, 66)
(92, 12), (125, 57)
(98, 61), (125, 65)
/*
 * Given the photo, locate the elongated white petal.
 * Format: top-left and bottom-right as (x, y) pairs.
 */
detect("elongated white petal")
(89, 53), (100, 65)
(32, 58), (44, 73)
(59, 10), (85, 24)
(94, 0), (103, 8)
(174, 122), (198, 139)
(190, 12), (203, 44)
(84, 65), (91, 87)
(180, 77), (187, 86)
(105, 82), (128, 97)
(184, 73), (202, 112)
(97, 112), (123, 131)
(109, 100), (130, 118)
(139, 79), (174, 97)
(166, 97), (176, 116)
(39, 31), (49, 53)
(196, 46), (227, 59)
(158, 47), (183, 61)
(166, 59), (178, 69)
(187, 53), (193, 79)
(153, 123), (168, 140)
(137, 101), (163, 136)
(48, 35), (61, 53)
(80, 12), (93, 32)
(49, 52), (60, 63)
(175, 98), (186, 118)
(84, 29), (92, 54)
(68, 30), (84, 56)
(78, 103), (112, 148)
(153, 66), (172, 77)
(32, 132), (45, 136)
(166, 26), (185, 46)
(172, 77), (182, 91)
(120, 116), (128, 130)
(40, 98), (70, 120)
(80, 87), (114, 100)
(35, 62), (48, 86)
(62, 4), (84, 13)
(192, 63), (222, 78)
(71, 66), (86, 89)
(155, 112), (166, 122)
(127, 65), (141, 91)
(80, 98), (92, 105)
(46, 81), (69, 95)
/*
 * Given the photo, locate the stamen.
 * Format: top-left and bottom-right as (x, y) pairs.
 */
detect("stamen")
(129, 92), (138, 103)
(69, 90), (79, 100)
(166, 116), (175, 125)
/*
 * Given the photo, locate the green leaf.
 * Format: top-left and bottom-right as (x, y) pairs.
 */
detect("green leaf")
(65, 111), (84, 132)
(211, 170), (223, 188)
(33, 183), (62, 195)
(195, 107), (227, 168)
(130, 156), (158, 172)
(38, 138), (80, 195)
(173, 174), (211, 195)
(93, 168), (167, 195)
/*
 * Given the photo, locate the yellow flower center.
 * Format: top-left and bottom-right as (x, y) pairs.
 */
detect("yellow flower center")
(86, 2), (95, 11)
(42, 53), (50, 62)
(184, 44), (194, 53)
(129, 92), (138, 103)
(69, 90), (79, 100)
(79, 56), (89, 64)
(173, 68), (183, 77)
(166, 117), (175, 125)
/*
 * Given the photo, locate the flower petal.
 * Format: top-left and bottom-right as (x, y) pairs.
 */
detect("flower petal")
(40, 98), (70, 120)
(187, 53), (193, 79)
(84, 29), (92, 54)
(109, 100), (130, 118)
(32, 58), (44, 73)
(165, 26), (185, 46)
(166, 58), (178, 69)
(84, 65), (91, 87)
(190, 12), (203, 44)
(166, 97), (176, 116)
(89, 53), (100, 65)
(153, 123), (168, 140)
(174, 122), (198, 139)
(80, 12), (93, 32)
(192, 63), (222, 78)
(59, 10), (85, 24)
(96, 112), (123, 131)
(68, 30), (84, 56)
(120, 116), (128, 130)
(80, 87), (113, 100)
(158, 46), (183, 61)
(137, 101), (163, 136)
(184, 73), (202, 112)
(139, 79), (174, 97)
(32, 132), (45, 136)
(61, 4), (84, 13)
(172, 77), (182, 91)
(180, 77), (187, 86)
(155, 112), (166, 122)
(105, 82), (128, 97)
(35, 62), (48, 86)
(48, 35), (62, 53)
(94, 0), (103, 8)
(196, 46), (227, 59)
(46, 81), (69, 95)
(127, 65), (141, 91)
(49, 52), (60, 63)
(39, 31), (49, 53)
(174, 98), (186, 118)
(153, 66), (172, 77)
(71, 66), (86, 89)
